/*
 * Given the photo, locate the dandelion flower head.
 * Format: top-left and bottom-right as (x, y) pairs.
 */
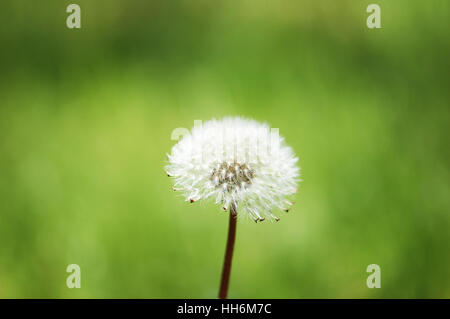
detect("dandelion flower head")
(166, 117), (300, 222)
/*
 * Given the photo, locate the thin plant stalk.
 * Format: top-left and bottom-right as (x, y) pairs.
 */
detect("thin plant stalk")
(218, 204), (237, 299)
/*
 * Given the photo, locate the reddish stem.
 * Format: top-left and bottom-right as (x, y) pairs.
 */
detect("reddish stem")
(218, 204), (237, 299)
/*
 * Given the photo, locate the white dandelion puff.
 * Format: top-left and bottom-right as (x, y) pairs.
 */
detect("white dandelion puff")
(165, 117), (300, 222)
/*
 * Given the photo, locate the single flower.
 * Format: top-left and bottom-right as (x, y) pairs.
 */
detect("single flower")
(166, 116), (300, 299)
(166, 117), (300, 222)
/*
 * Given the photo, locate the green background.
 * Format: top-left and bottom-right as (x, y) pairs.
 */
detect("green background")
(0, 0), (449, 298)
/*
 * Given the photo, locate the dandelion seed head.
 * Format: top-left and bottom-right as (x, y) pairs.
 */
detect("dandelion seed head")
(166, 117), (300, 221)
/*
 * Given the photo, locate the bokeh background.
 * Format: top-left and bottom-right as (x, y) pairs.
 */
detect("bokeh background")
(0, 0), (449, 298)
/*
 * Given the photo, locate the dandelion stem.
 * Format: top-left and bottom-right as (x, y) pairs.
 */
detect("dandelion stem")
(218, 203), (237, 299)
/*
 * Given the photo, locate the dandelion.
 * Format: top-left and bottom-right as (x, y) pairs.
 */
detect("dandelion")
(166, 117), (300, 298)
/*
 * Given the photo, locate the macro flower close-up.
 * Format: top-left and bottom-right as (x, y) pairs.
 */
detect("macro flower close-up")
(166, 117), (300, 298)
(166, 117), (300, 222)
(0, 0), (449, 308)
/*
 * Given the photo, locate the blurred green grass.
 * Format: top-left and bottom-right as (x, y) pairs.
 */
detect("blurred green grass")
(0, 0), (449, 298)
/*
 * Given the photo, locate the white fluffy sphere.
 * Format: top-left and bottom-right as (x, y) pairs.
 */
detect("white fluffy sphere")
(166, 117), (300, 222)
